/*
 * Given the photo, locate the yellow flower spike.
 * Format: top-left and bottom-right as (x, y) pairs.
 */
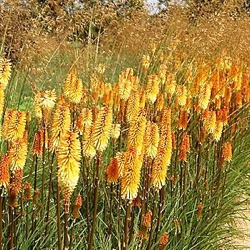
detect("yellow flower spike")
(118, 68), (133, 101)
(127, 112), (147, 155)
(176, 85), (187, 107)
(9, 131), (28, 171)
(146, 74), (160, 104)
(111, 123), (121, 140)
(126, 91), (140, 123)
(57, 131), (81, 206)
(3, 110), (26, 141)
(203, 110), (216, 134)
(63, 70), (83, 104)
(165, 74), (176, 97)
(76, 108), (93, 134)
(50, 100), (71, 151)
(142, 55), (150, 70)
(121, 147), (144, 200)
(151, 108), (172, 189)
(82, 125), (96, 159)
(0, 58), (11, 89)
(92, 106), (113, 152)
(198, 83), (212, 110)
(139, 88), (146, 109)
(212, 120), (224, 142)
(158, 64), (167, 85)
(0, 84), (4, 118)
(144, 122), (159, 159)
(115, 151), (126, 178)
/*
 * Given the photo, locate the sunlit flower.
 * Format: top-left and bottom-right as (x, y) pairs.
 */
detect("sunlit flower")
(63, 69), (83, 104)
(3, 110), (26, 141)
(144, 122), (159, 158)
(111, 123), (121, 139)
(35, 89), (57, 111)
(9, 131), (28, 171)
(146, 74), (159, 104)
(92, 106), (113, 152)
(0, 58), (11, 89)
(127, 112), (147, 155)
(121, 147), (144, 200)
(57, 131), (81, 213)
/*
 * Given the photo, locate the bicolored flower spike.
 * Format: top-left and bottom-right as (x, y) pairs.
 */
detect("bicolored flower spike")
(57, 131), (81, 213)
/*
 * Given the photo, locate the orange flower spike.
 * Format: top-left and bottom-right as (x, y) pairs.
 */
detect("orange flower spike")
(23, 182), (32, 201)
(197, 202), (203, 220)
(222, 142), (232, 162)
(0, 153), (10, 189)
(178, 110), (188, 130)
(235, 91), (242, 108)
(155, 93), (164, 112)
(72, 195), (83, 219)
(142, 210), (152, 228)
(33, 129), (44, 157)
(106, 158), (119, 183)
(172, 132), (176, 150)
(132, 194), (141, 207)
(159, 232), (169, 250)
(76, 108), (92, 134)
(9, 169), (23, 207)
(179, 133), (190, 162)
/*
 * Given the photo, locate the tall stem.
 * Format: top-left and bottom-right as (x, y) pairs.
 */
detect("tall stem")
(88, 152), (101, 250)
(64, 213), (69, 249)
(56, 181), (62, 250)
(146, 190), (158, 250)
(0, 189), (2, 250)
(122, 202), (131, 250)
(45, 151), (55, 236)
